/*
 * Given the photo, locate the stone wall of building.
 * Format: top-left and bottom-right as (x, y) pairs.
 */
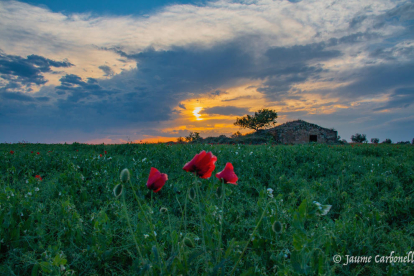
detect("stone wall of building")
(266, 120), (337, 144)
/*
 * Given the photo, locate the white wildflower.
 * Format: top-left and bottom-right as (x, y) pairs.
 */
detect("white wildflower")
(313, 201), (332, 216)
(144, 234), (149, 239)
(267, 188), (274, 198)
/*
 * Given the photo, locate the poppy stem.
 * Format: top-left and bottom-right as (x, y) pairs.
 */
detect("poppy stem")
(121, 191), (144, 263)
(217, 180), (225, 262)
(229, 201), (277, 276)
(194, 176), (209, 269)
(128, 179), (166, 273)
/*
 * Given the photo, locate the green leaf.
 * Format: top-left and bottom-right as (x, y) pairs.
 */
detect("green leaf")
(211, 258), (227, 276)
(31, 264), (40, 276)
(188, 250), (205, 265)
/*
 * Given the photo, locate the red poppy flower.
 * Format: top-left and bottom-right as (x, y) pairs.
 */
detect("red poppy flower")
(146, 167), (168, 193)
(31, 151), (33, 153)
(183, 150), (217, 179)
(216, 163), (238, 185)
(104, 151), (107, 154)
(10, 150), (14, 154)
(35, 175), (43, 181)
(100, 154), (103, 157)
(76, 150), (79, 152)
(37, 152), (40, 155)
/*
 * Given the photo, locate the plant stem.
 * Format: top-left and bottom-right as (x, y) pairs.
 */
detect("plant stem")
(194, 177), (209, 269)
(175, 194), (184, 232)
(122, 191), (143, 263)
(128, 180), (166, 272)
(217, 180), (225, 262)
(229, 201), (276, 276)
(167, 211), (173, 252)
(184, 188), (188, 235)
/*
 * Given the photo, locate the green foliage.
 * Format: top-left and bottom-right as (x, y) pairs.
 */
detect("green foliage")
(382, 138), (392, 144)
(351, 133), (367, 143)
(186, 132), (201, 142)
(234, 109), (278, 131)
(231, 131), (243, 138)
(0, 142), (413, 275)
(371, 138), (379, 144)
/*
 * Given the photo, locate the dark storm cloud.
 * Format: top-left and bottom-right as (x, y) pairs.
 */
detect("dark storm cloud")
(255, 43), (341, 100)
(200, 106), (250, 116)
(0, 38), (349, 139)
(333, 63), (414, 98)
(98, 65), (114, 77)
(374, 87), (414, 111)
(349, 14), (368, 29)
(0, 52), (73, 86)
(0, 91), (35, 102)
(116, 39), (341, 104)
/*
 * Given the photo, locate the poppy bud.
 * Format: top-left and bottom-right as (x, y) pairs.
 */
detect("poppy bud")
(183, 237), (195, 248)
(113, 184), (123, 197)
(188, 187), (196, 201)
(272, 221), (283, 234)
(120, 168), (130, 183)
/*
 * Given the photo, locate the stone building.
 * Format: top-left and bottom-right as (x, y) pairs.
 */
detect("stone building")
(265, 120), (338, 144)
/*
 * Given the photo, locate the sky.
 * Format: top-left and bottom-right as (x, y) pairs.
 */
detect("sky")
(1, 0), (414, 144)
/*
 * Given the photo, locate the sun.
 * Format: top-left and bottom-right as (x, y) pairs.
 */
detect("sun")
(193, 107), (203, 121)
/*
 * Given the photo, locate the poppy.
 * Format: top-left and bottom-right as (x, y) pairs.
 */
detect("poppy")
(146, 167), (168, 193)
(100, 154), (103, 157)
(37, 152), (40, 155)
(35, 175), (43, 181)
(183, 150), (217, 179)
(31, 151), (33, 153)
(104, 151), (107, 154)
(10, 150), (14, 154)
(76, 150), (79, 152)
(216, 163), (238, 185)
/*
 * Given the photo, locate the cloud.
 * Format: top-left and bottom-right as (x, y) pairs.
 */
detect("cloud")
(374, 87), (414, 111)
(200, 106), (250, 116)
(1, 0), (414, 143)
(98, 65), (114, 77)
(0, 52), (73, 87)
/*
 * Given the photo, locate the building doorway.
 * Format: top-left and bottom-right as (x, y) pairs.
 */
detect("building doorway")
(309, 135), (317, 142)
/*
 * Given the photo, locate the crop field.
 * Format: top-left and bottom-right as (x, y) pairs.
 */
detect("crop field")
(1, 143), (413, 275)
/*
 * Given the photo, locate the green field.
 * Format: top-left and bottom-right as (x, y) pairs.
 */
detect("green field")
(1, 143), (413, 275)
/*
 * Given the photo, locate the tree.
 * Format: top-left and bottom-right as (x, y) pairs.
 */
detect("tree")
(231, 131), (243, 138)
(185, 132), (201, 142)
(371, 138), (379, 144)
(382, 138), (392, 144)
(177, 136), (185, 143)
(234, 109), (277, 131)
(351, 133), (367, 143)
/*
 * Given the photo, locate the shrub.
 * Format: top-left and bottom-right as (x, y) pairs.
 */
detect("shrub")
(371, 138), (379, 144)
(382, 138), (392, 144)
(351, 133), (367, 143)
